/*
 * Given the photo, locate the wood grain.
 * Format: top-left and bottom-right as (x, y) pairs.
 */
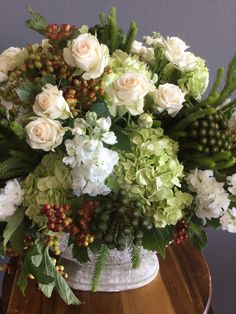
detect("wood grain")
(1, 241), (212, 314)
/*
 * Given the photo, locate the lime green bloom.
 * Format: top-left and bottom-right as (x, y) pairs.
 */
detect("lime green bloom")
(23, 151), (72, 227)
(114, 126), (192, 227)
(178, 57), (209, 100)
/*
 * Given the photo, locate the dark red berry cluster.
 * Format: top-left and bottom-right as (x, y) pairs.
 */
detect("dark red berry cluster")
(65, 77), (105, 115)
(174, 221), (188, 245)
(46, 23), (75, 40)
(69, 201), (97, 246)
(40, 204), (72, 233)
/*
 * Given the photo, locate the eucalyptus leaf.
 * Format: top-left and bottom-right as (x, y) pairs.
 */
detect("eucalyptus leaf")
(3, 207), (25, 248)
(16, 82), (41, 105)
(90, 102), (111, 118)
(111, 125), (132, 152)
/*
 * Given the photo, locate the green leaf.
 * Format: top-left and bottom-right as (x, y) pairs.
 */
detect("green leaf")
(89, 240), (102, 254)
(17, 240), (54, 294)
(10, 219), (28, 254)
(72, 244), (90, 263)
(188, 221), (207, 250)
(16, 82), (41, 105)
(37, 75), (56, 88)
(39, 246), (81, 305)
(142, 225), (174, 258)
(9, 121), (25, 139)
(206, 218), (221, 229)
(25, 6), (48, 35)
(3, 207), (25, 248)
(111, 125), (132, 152)
(90, 102), (111, 118)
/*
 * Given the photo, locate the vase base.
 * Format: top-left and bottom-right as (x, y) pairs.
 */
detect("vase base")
(59, 249), (159, 292)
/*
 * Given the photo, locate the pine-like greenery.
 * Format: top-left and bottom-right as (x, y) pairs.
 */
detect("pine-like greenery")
(91, 245), (109, 292)
(129, 245), (142, 269)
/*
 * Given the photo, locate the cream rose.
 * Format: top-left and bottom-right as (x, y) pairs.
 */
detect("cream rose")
(153, 83), (186, 117)
(63, 33), (109, 80)
(25, 117), (66, 151)
(33, 84), (71, 120)
(106, 72), (154, 116)
(0, 47), (21, 82)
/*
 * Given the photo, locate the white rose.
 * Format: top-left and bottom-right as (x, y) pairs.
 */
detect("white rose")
(153, 83), (186, 117)
(33, 84), (71, 120)
(0, 47), (21, 82)
(25, 117), (66, 151)
(106, 72), (154, 116)
(63, 33), (109, 80)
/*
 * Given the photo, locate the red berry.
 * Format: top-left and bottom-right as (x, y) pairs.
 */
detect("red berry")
(49, 223), (55, 231)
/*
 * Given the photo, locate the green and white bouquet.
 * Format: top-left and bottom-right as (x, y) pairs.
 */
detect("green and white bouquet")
(0, 7), (236, 305)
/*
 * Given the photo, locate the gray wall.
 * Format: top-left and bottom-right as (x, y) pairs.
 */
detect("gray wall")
(0, 0), (236, 313)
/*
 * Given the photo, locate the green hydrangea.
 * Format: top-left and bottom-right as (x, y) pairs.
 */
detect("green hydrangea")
(23, 151), (72, 227)
(178, 57), (209, 100)
(114, 126), (192, 227)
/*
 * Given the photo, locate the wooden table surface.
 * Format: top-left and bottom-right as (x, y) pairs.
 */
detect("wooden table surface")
(1, 241), (212, 314)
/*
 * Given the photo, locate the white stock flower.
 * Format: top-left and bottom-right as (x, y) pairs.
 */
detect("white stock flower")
(63, 136), (119, 197)
(0, 47), (21, 82)
(25, 117), (66, 151)
(106, 72), (154, 116)
(0, 179), (24, 220)
(186, 169), (230, 220)
(63, 33), (109, 80)
(227, 174), (236, 194)
(153, 83), (186, 117)
(220, 208), (236, 233)
(33, 84), (71, 120)
(94, 117), (117, 145)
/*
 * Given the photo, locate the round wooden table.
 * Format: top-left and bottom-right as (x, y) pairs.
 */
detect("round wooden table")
(1, 241), (212, 314)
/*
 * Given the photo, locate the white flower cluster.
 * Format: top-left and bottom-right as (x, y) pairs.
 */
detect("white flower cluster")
(186, 169), (230, 220)
(220, 208), (236, 233)
(63, 113), (119, 196)
(144, 35), (197, 72)
(131, 40), (155, 63)
(0, 179), (24, 220)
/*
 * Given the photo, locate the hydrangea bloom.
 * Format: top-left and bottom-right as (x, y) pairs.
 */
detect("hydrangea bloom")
(114, 126), (192, 227)
(0, 179), (24, 220)
(23, 152), (72, 227)
(220, 208), (236, 233)
(186, 169), (230, 219)
(227, 174), (236, 195)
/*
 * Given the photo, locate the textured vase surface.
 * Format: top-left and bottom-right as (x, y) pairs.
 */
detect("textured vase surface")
(60, 247), (159, 292)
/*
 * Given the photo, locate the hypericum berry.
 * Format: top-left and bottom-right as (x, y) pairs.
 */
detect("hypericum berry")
(174, 220), (188, 245)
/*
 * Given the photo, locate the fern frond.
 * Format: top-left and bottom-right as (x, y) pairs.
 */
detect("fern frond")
(129, 245), (141, 269)
(91, 245), (108, 292)
(0, 157), (32, 180)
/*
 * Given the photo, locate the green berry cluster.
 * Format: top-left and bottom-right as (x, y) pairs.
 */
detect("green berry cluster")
(185, 110), (232, 154)
(90, 191), (153, 251)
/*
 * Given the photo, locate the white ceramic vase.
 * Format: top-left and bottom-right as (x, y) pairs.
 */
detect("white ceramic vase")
(59, 246), (159, 292)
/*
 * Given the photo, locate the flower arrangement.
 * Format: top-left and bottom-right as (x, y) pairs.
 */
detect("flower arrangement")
(0, 7), (236, 305)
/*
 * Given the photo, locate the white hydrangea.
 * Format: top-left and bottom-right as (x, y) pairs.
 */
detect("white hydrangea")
(220, 208), (236, 233)
(227, 174), (236, 194)
(186, 169), (230, 219)
(63, 114), (119, 197)
(0, 179), (24, 220)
